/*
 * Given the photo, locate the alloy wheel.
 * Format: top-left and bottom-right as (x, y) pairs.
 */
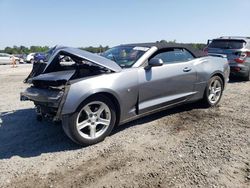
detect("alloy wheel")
(76, 101), (111, 140)
(208, 79), (222, 104)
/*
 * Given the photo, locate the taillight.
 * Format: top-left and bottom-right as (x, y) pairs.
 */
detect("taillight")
(234, 52), (247, 63)
(203, 47), (208, 55)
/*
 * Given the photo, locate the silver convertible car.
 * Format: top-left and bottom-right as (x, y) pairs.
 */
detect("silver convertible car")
(21, 43), (230, 145)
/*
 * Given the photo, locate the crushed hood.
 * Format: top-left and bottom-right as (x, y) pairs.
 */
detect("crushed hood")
(45, 47), (122, 73)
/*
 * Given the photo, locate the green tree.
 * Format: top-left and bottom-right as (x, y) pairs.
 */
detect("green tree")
(4, 47), (13, 54)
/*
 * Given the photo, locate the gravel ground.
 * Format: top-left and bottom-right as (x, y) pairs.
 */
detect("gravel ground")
(0, 64), (249, 188)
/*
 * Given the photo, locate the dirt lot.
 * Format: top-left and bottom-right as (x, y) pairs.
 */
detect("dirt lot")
(0, 64), (249, 188)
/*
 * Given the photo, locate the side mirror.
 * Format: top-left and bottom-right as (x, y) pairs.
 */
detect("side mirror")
(146, 58), (163, 69)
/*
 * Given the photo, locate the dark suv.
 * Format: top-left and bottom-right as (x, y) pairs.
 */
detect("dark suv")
(205, 36), (250, 81)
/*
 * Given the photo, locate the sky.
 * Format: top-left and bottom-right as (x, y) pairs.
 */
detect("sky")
(0, 0), (249, 49)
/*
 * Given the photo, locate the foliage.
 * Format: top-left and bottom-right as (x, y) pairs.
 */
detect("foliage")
(0, 41), (206, 55)
(156, 40), (206, 50)
(79, 45), (109, 53)
(0, 46), (50, 54)
(0, 45), (110, 54)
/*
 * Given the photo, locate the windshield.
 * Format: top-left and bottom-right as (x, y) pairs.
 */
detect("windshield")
(101, 46), (148, 68)
(209, 39), (246, 49)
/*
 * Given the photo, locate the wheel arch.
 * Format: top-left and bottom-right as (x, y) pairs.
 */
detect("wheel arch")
(210, 71), (225, 89)
(201, 71), (225, 100)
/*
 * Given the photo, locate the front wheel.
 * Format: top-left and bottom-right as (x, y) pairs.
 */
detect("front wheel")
(203, 76), (223, 107)
(62, 95), (116, 146)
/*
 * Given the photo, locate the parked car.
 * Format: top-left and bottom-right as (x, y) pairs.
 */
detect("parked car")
(0, 53), (20, 65)
(205, 36), (250, 81)
(34, 52), (46, 63)
(25, 53), (35, 63)
(23, 46), (67, 83)
(21, 43), (230, 146)
(14, 54), (26, 64)
(33, 46), (67, 63)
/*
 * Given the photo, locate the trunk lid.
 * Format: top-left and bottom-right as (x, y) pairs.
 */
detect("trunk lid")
(207, 48), (245, 63)
(208, 48), (237, 58)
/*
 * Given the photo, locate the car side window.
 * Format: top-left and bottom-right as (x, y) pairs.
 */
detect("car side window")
(0, 54), (7, 57)
(153, 48), (194, 64)
(1, 54), (8, 57)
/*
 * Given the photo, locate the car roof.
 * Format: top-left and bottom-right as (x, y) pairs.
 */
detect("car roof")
(119, 42), (205, 58)
(211, 37), (250, 49)
(215, 36), (250, 42)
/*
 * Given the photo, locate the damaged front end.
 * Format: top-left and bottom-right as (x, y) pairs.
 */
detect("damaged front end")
(21, 70), (73, 121)
(20, 47), (121, 121)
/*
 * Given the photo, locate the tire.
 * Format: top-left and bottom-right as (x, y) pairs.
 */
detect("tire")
(203, 76), (223, 107)
(62, 94), (116, 146)
(243, 71), (250, 81)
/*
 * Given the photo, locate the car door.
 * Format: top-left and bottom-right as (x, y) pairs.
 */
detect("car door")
(0, 54), (8, 64)
(138, 48), (197, 114)
(0, 54), (12, 64)
(6, 54), (12, 64)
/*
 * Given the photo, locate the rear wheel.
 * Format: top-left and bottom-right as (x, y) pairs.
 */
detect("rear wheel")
(243, 71), (250, 81)
(203, 76), (223, 107)
(62, 95), (116, 146)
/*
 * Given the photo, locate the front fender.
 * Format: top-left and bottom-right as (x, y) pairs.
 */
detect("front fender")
(61, 70), (139, 123)
(61, 86), (122, 115)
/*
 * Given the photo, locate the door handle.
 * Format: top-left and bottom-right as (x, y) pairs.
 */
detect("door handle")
(183, 67), (192, 72)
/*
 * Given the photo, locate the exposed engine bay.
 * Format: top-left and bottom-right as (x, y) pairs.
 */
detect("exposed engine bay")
(21, 49), (115, 121)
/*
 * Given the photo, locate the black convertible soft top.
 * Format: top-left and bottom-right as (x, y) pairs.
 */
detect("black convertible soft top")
(120, 42), (205, 58)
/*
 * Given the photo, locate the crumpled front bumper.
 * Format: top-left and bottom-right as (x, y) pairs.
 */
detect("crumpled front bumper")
(20, 87), (64, 108)
(20, 86), (70, 121)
